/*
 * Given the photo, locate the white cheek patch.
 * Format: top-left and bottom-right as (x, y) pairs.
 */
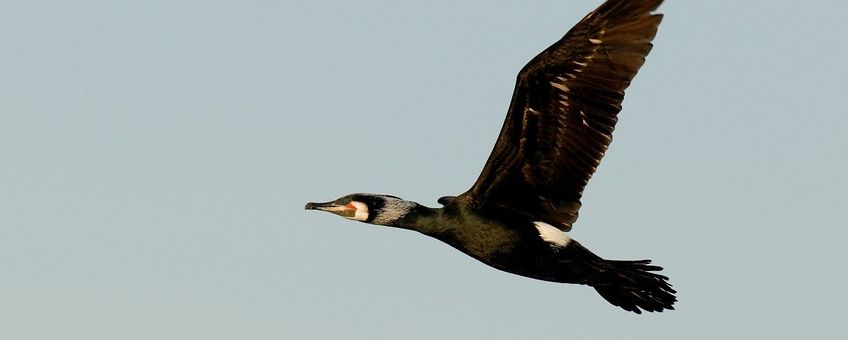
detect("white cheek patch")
(349, 201), (369, 221)
(533, 221), (571, 247)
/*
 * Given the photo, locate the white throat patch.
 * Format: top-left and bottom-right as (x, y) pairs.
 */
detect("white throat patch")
(349, 201), (369, 221)
(533, 221), (572, 247)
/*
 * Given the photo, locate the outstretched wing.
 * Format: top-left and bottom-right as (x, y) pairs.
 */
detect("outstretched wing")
(457, 0), (664, 231)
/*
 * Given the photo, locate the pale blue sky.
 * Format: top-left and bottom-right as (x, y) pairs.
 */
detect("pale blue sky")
(2, 1), (847, 339)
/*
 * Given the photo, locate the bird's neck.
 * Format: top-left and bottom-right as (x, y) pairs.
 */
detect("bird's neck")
(386, 203), (442, 234)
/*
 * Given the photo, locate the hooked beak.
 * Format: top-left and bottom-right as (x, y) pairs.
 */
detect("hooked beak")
(304, 200), (356, 218)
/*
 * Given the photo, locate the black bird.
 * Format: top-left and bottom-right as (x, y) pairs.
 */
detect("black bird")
(306, 0), (674, 314)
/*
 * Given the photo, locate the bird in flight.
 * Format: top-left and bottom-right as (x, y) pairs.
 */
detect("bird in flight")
(306, 0), (674, 313)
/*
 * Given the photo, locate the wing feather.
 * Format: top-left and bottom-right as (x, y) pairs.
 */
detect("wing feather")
(457, 0), (664, 231)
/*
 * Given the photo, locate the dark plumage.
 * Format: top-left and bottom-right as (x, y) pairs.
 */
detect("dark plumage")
(306, 0), (674, 314)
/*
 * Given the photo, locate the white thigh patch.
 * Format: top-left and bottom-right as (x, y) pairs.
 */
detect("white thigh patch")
(533, 221), (572, 247)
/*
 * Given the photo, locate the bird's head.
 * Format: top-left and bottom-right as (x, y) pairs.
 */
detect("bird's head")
(305, 193), (419, 226)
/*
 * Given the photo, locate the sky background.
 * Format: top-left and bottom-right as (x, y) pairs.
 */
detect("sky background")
(2, 0), (847, 339)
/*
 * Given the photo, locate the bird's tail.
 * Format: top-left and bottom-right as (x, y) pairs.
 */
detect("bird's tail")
(588, 259), (676, 314)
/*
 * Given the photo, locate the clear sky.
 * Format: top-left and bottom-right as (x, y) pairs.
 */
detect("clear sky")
(2, 0), (847, 339)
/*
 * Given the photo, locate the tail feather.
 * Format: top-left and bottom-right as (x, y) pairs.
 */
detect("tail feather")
(590, 259), (676, 314)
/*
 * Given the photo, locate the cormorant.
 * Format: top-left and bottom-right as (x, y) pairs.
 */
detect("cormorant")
(306, 0), (674, 313)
